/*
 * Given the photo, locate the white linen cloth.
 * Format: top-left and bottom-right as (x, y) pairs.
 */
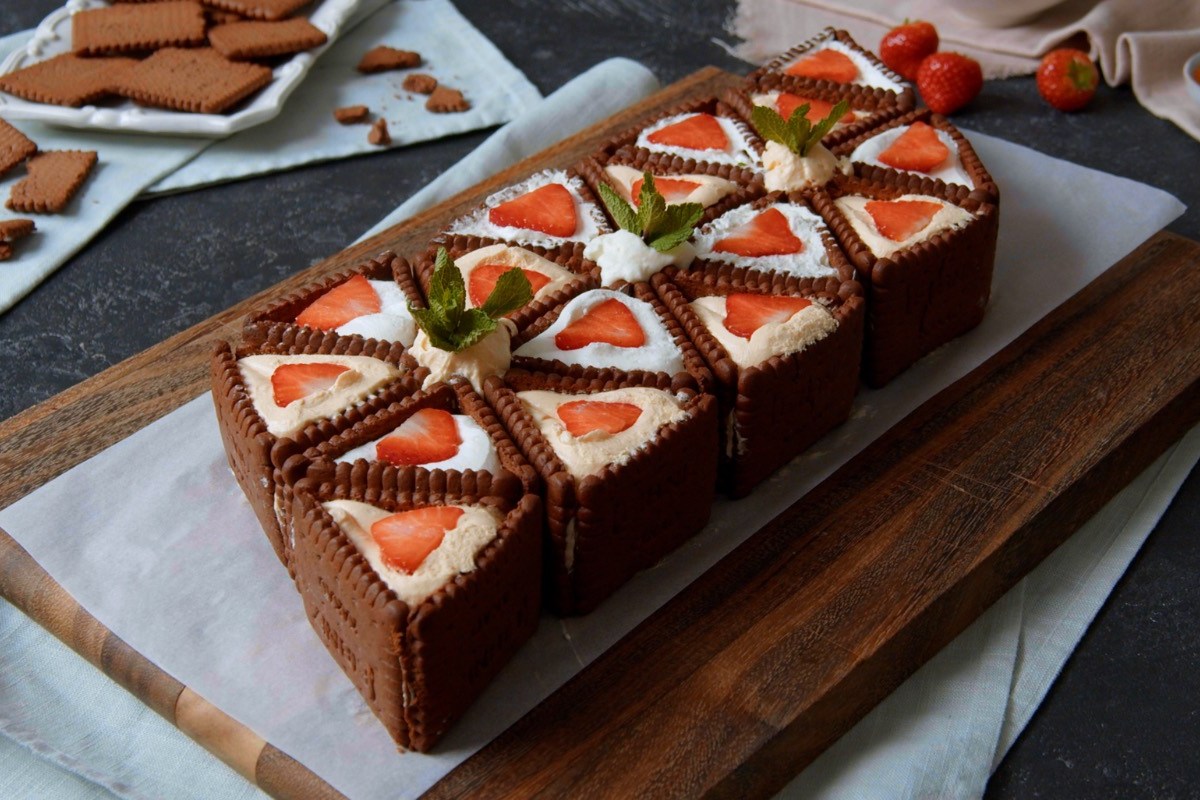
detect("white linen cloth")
(0, 0), (541, 314)
(0, 57), (1193, 800)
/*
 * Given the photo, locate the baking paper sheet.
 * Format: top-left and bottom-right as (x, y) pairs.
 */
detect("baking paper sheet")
(0, 131), (1186, 799)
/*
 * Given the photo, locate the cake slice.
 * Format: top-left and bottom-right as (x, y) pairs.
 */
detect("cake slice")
(815, 176), (999, 386)
(245, 252), (424, 348)
(511, 285), (713, 392)
(751, 27), (914, 110)
(289, 471), (541, 751)
(596, 98), (762, 172)
(835, 110), (998, 202)
(487, 370), (717, 614)
(654, 269), (863, 497)
(210, 325), (423, 572)
(443, 169), (610, 255)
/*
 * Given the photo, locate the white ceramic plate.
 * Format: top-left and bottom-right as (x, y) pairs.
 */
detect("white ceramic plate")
(0, 0), (366, 137)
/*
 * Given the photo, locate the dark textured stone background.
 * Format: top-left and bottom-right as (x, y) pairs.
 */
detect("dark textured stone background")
(1, 1), (1197, 797)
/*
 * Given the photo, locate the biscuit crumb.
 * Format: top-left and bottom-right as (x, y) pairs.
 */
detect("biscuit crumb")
(358, 46), (421, 73)
(368, 118), (391, 145)
(333, 104), (369, 124)
(402, 73), (437, 94)
(426, 85), (469, 113)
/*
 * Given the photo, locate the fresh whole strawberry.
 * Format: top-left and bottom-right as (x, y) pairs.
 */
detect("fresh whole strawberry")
(1036, 48), (1098, 112)
(916, 52), (983, 115)
(879, 20), (939, 82)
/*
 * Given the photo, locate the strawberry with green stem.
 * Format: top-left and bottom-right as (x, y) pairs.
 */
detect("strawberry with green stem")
(409, 248), (532, 352)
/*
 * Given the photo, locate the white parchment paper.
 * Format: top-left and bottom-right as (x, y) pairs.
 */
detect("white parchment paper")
(0, 131), (1185, 799)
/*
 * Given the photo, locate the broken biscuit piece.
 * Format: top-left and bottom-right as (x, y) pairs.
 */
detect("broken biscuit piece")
(0, 218), (36, 260)
(401, 73), (437, 94)
(368, 118), (390, 145)
(426, 85), (469, 113)
(357, 46), (421, 73)
(333, 104), (369, 124)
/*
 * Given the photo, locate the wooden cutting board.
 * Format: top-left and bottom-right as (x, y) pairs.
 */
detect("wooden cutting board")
(1, 68), (1197, 799)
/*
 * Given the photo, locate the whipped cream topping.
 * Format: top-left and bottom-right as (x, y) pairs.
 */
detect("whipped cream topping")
(782, 40), (906, 92)
(410, 319), (515, 393)
(322, 499), (502, 607)
(334, 279), (417, 347)
(238, 354), (401, 439)
(692, 202), (840, 279)
(336, 412), (503, 474)
(446, 169), (607, 248)
(604, 164), (737, 209)
(760, 140), (848, 193)
(514, 288), (685, 375)
(516, 387), (689, 478)
(689, 295), (838, 368)
(834, 193), (974, 259)
(584, 228), (695, 287)
(454, 243), (578, 308)
(635, 112), (757, 167)
(849, 125), (974, 188)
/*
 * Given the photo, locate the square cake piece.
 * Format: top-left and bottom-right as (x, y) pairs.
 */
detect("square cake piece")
(654, 267), (864, 497)
(815, 175), (999, 386)
(290, 471), (542, 751)
(210, 325), (423, 573)
(243, 250), (424, 349)
(595, 97), (762, 172)
(486, 370), (717, 614)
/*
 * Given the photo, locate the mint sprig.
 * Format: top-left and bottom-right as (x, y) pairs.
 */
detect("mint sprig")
(596, 171), (703, 253)
(751, 99), (849, 157)
(409, 247), (532, 352)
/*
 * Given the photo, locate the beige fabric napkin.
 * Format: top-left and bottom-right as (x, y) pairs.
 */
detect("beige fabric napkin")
(732, 0), (1200, 139)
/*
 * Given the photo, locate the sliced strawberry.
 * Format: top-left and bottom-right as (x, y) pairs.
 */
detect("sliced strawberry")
(554, 297), (646, 350)
(876, 122), (950, 173)
(270, 362), (350, 407)
(295, 274), (381, 330)
(864, 199), (944, 242)
(785, 49), (859, 83)
(630, 176), (701, 205)
(375, 407), (463, 466)
(712, 208), (803, 258)
(488, 183), (578, 238)
(775, 93), (857, 125)
(468, 263), (552, 308)
(723, 293), (812, 340)
(370, 506), (464, 573)
(646, 113), (729, 152)
(557, 400), (642, 437)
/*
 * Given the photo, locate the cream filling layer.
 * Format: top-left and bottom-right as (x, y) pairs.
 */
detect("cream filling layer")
(454, 244), (578, 308)
(446, 169), (605, 248)
(514, 289), (685, 375)
(689, 295), (838, 369)
(635, 112), (757, 166)
(517, 387), (689, 479)
(849, 125), (974, 188)
(336, 413), (503, 474)
(410, 319), (515, 394)
(604, 164), (737, 209)
(760, 140), (847, 193)
(238, 354), (400, 439)
(334, 280), (417, 347)
(782, 40), (905, 92)
(691, 202), (839, 279)
(834, 193), (974, 259)
(584, 228), (695, 287)
(322, 500), (501, 607)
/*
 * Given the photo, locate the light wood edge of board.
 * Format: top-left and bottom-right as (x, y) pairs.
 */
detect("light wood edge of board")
(0, 67), (734, 511)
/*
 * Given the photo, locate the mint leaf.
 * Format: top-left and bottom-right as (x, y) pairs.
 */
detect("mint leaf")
(479, 267), (533, 319)
(597, 181), (639, 233)
(409, 305), (457, 351)
(428, 247), (464, 328)
(802, 99), (849, 156)
(751, 104), (793, 151)
(634, 172), (664, 235)
(646, 202), (703, 252)
(451, 309), (498, 351)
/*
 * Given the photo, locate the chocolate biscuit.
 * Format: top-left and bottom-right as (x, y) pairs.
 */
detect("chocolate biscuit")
(71, 1), (207, 56)
(208, 17), (327, 60)
(425, 86), (468, 113)
(0, 119), (36, 179)
(6, 150), (97, 214)
(357, 46), (421, 73)
(200, 0), (310, 22)
(116, 47), (273, 114)
(0, 53), (136, 107)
